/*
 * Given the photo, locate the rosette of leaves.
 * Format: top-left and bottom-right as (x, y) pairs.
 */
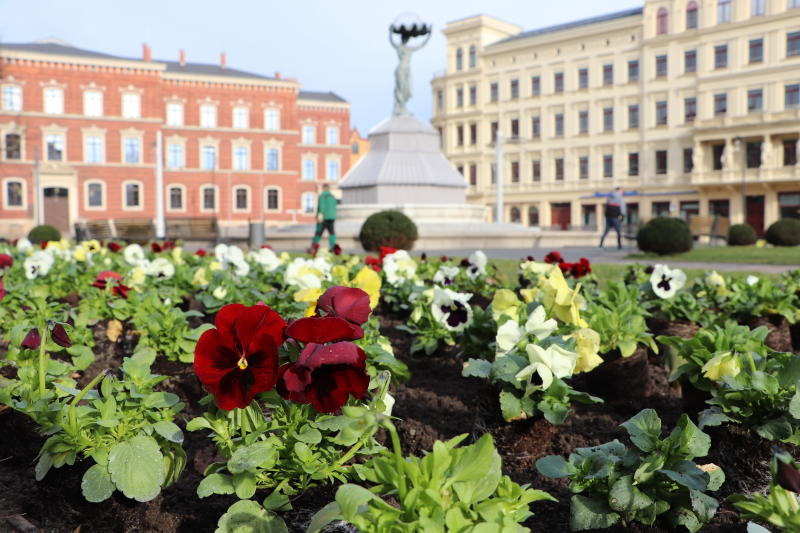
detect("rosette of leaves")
(536, 409), (725, 532)
(585, 281), (658, 358)
(131, 292), (214, 362)
(730, 448), (800, 532)
(722, 275), (798, 324)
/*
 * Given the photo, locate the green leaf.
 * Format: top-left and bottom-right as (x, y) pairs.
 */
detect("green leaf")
(462, 358), (492, 378)
(789, 389), (800, 420)
(755, 418), (794, 442)
(306, 502), (343, 533)
(689, 488), (719, 523)
(198, 473), (235, 498)
(214, 500), (288, 533)
(295, 425), (322, 444)
(143, 391), (180, 408)
(107, 436), (165, 502)
(233, 472), (257, 499)
(262, 491), (291, 511)
(620, 409), (662, 452)
(228, 441), (276, 474)
(67, 345), (95, 370)
(668, 414), (710, 458)
(659, 461), (709, 491)
(672, 508), (701, 533)
(153, 421), (184, 444)
(499, 390), (524, 421)
(449, 434), (496, 484)
(186, 417), (214, 432)
(336, 483), (380, 519)
(609, 475), (653, 512)
(570, 495), (620, 531)
(619, 340), (637, 358)
(81, 464), (115, 503)
(698, 408), (733, 429)
(536, 455), (574, 478)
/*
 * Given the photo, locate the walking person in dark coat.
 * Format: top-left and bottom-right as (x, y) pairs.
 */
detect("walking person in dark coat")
(599, 187), (626, 249)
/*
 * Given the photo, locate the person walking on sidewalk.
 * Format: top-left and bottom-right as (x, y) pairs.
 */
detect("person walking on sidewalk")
(308, 184), (338, 256)
(599, 187), (626, 250)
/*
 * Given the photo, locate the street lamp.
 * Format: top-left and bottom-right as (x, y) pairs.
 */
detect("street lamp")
(733, 136), (746, 224)
(494, 130), (526, 224)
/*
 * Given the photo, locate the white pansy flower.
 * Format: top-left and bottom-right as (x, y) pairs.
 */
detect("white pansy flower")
(524, 305), (558, 340)
(433, 265), (459, 286)
(431, 287), (473, 332)
(212, 286), (228, 299)
(705, 271), (726, 289)
(515, 344), (578, 390)
(650, 264), (687, 299)
(215, 243), (249, 277)
(145, 257), (175, 279)
(496, 320), (524, 354)
(16, 237), (32, 253)
(284, 257), (324, 289)
(466, 250), (488, 279)
(746, 275), (759, 286)
(123, 244), (146, 266)
(249, 247), (282, 272)
(23, 250), (54, 279)
(383, 250), (417, 286)
(310, 256), (333, 277)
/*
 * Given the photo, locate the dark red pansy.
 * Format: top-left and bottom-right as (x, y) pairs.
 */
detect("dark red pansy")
(316, 287), (371, 327)
(440, 256), (449, 262)
(544, 251), (564, 264)
(570, 258), (591, 278)
(460, 258), (470, 268)
(276, 341), (369, 413)
(22, 328), (41, 350)
(420, 253), (427, 261)
(40, 241), (49, 249)
(195, 249), (207, 257)
(0, 253), (13, 269)
(526, 255), (535, 262)
(332, 244), (342, 256)
(777, 459), (800, 494)
(51, 323), (72, 348)
(260, 244), (273, 250)
(0, 279), (5, 301)
(92, 271), (129, 298)
(151, 242), (163, 253)
(365, 255), (381, 272)
(107, 242), (122, 253)
(194, 303), (287, 410)
(286, 316), (364, 343)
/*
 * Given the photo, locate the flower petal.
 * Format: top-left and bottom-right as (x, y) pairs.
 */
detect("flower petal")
(194, 328), (238, 393)
(305, 365), (370, 414)
(286, 316), (363, 343)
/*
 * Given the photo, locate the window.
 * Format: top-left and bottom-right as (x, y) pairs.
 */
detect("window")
(469, 164), (477, 186)
(779, 193), (800, 219)
(202, 187), (216, 211)
(44, 88), (63, 114)
(233, 107), (249, 129)
(457, 124), (464, 146)
(784, 139), (798, 166)
(233, 146), (249, 170)
(686, 1), (699, 29)
(455, 48), (463, 71)
(166, 102), (183, 126)
(511, 161), (520, 183)
(714, 44), (728, 69)
(169, 186), (183, 210)
(603, 107), (614, 132)
(87, 182), (103, 208)
(718, 0), (731, 22)
(266, 188), (280, 210)
(510, 79), (519, 99)
(327, 160), (340, 181)
(656, 101), (668, 125)
(490, 121), (498, 143)
(265, 109), (280, 131)
(683, 148), (694, 173)
(628, 104), (639, 128)
(628, 60), (639, 82)
(685, 49), (697, 72)
(2, 86), (21, 111)
(46, 134), (64, 161)
(713, 144), (725, 170)
(531, 76), (541, 95)
(490, 82), (499, 102)
(201, 145), (216, 170)
(714, 93), (728, 115)
(469, 85), (477, 105)
(655, 150), (668, 174)
(266, 148), (280, 171)
(603, 154), (613, 177)
(528, 206), (540, 226)
(603, 64), (613, 86)
(746, 141), (762, 168)
(554, 72), (564, 93)
(579, 110), (589, 134)
(436, 90), (443, 109)
(656, 55), (668, 77)
(5, 133), (21, 159)
(468, 45), (477, 68)
(555, 113), (564, 136)
(456, 87), (464, 107)
(709, 199), (730, 217)
(579, 156), (589, 179)
(234, 187), (249, 210)
(752, 0), (765, 15)
(510, 119), (519, 138)
(628, 152), (639, 176)
(326, 126), (339, 145)
(555, 158), (564, 180)
(303, 158), (316, 180)
(532, 160), (541, 181)
(579, 68), (589, 89)
(470, 123), (477, 145)
(788, 31), (800, 57)
(532, 116), (541, 138)
(5, 180), (23, 207)
(122, 93), (141, 119)
(167, 144), (184, 169)
(657, 7), (669, 35)
(791, 0), (800, 8)
(301, 192), (315, 213)
(84, 135), (104, 163)
(685, 97), (697, 122)
(302, 125), (316, 144)
(200, 104), (217, 128)
(123, 138), (141, 164)
(748, 89), (764, 111)
(83, 90), (103, 117)
(786, 84), (800, 107)
(124, 182), (141, 208)
(750, 39), (764, 63)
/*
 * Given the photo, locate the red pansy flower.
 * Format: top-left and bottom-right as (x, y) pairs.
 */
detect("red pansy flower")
(151, 242), (163, 253)
(92, 271), (130, 298)
(378, 246), (397, 262)
(51, 323), (72, 348)
(544, 251), (564, 264)
(558, 262), (572, 275)
(364, 255), (381, 272)
(194, 303), (287, 410)
(440, 256), (449, 262)
(260, 244), (273, 250)
(0, 253), (13, 269)
(195, 249), (207, 257)
(286, 316), (363, 344)
(525, 255), (535, 262)
(22, 328), (41, 350)
(107, 242), (122, 253)
(276, 341), (369, 413)
(570, 258), (592, 278)
(332, 244), (342, 256)
(316, 287), (371, 327)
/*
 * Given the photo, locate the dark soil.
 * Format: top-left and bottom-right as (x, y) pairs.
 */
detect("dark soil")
(0, 309), (794, 532)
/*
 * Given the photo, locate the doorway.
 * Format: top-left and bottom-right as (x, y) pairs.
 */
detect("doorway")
(551, 202), (571, 230)
(746, 195), (765, 236)
(43, 187), (69, 236)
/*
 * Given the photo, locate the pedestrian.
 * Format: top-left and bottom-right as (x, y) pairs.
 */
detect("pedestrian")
(308, 184), (338, 256)
(599, 187), (626, 250)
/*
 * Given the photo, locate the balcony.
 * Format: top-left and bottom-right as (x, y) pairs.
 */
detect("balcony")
(690, 165), (800, 186)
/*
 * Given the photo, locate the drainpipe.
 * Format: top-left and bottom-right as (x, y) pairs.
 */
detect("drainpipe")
(155, 130), (165, 238)
(34, 146), (42, 226)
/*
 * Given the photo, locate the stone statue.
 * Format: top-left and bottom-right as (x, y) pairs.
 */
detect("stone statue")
(389, 16), (432, 117)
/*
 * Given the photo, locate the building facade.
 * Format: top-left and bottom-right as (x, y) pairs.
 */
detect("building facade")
(432, 0), (800, 235)
(0, 40), (351, 238)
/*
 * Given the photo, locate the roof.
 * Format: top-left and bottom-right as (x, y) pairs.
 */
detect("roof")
(298, 91), (347, 103)
(491, 7), (643, 46)
(0, 41), (124, 60)
(161, 61), (273, 80)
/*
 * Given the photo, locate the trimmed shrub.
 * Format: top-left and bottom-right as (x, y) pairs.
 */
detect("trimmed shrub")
(27, 224), (61, 244)
(765, 218), (800, 246)
(359, 210), (418, 252)
(728, 223), (757, 246)
(636, 217), (692, 255)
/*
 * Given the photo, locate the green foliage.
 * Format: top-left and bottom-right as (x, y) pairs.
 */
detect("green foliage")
(28, 224), (62, 244)
(358, 210), (418, 252)
(637, 217), (693, 255)
(728, 223), (757, 246)
(131, 292), (214, 362)
(730, 449), (800, 532)
(536, 409), (724, 532)
(765, 218), (800, 247)
(586, 281), (658, 357)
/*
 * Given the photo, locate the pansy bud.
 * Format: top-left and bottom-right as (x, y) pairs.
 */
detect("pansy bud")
(22, 328), (41, 350)
(51, 323), (72, 348)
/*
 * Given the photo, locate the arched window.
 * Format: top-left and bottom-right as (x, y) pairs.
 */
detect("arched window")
(510, 207), (521, 223)
(455, 48), (463, 71)
(657, 7), (669, 34)
(468, 45), (477, 68)
(718, 0), (731, 23)
(686, 1), (699, 28)
(528, 206), (540, 227)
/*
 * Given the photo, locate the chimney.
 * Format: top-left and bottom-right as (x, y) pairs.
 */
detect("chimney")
(274, 71), (281, 79)
(179, 49), (186, 67)
(220, 52), (227, 70)
(142, 43), (152, 62)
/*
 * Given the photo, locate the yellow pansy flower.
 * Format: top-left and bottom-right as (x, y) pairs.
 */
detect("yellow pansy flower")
(172, 246), (185, 265)
(352, 266), (381, 309)
(520, 288), (538, 304)
(701, 352), (741, 381)
(294, 287), (324, 316)
(209, 261), (223, 271)
(192, 267), (209, 287)
(491, 289), (522, 322)
(572, 328), (603, 373)
(331, 265), (350, 285)
(129, 266), (146, 286)
(540, 266), (587, 327)
(73, 247), (87, 262)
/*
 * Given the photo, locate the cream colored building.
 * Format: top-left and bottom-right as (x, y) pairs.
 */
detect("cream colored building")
(432, 0), (800, 236)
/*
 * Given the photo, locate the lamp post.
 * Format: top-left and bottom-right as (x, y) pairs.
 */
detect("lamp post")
(733, 136), (746, 224)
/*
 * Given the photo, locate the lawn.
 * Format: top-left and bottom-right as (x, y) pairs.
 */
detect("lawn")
(627, 245), (800, 265)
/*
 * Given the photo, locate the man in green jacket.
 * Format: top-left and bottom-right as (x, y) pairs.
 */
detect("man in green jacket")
(308, 184), (338, 255)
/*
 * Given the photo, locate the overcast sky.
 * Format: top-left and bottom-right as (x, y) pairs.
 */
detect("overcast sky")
(0, 0), (641, 133)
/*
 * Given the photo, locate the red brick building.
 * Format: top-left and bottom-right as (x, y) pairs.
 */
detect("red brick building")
(0, 39), (351, 238)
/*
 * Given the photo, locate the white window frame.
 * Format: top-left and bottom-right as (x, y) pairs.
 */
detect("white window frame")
(265, 186), (281, 212)
(122, 137), (142, 164)
(2, 177), (26, 210)
(43, 87), (64, 114)
(302, 157), (316, 180)
(199, 184), (218, 213)
(122, 92), (141, 119)
(84, 179), (106, 210)
(232, 106), (249, 129)
(326, 158), (340, 181)
(166, 102), (184, 126)
(2, 85), (22, 112)
(122, 180), (144, 211)
(233, 145), (250, 171)
(326, 126), (339, 145)
(167, 143), (185, 169)
(233, 185), (251, 212)
(45, 133), (65, 162)
(265, 108), (280, 131)
(265, 146), (281, 171)
(200, 104), (217, 128)
(302, 125), (316, 144)
(718, 0), (731, 23)
(167, 183), (186, 213)
(83, 90), (103, 117)
(301, 192), (316, 214)
(200, 145), (217, 170)
(752, 0), (765, 15)
(83, 134), (105, 164)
